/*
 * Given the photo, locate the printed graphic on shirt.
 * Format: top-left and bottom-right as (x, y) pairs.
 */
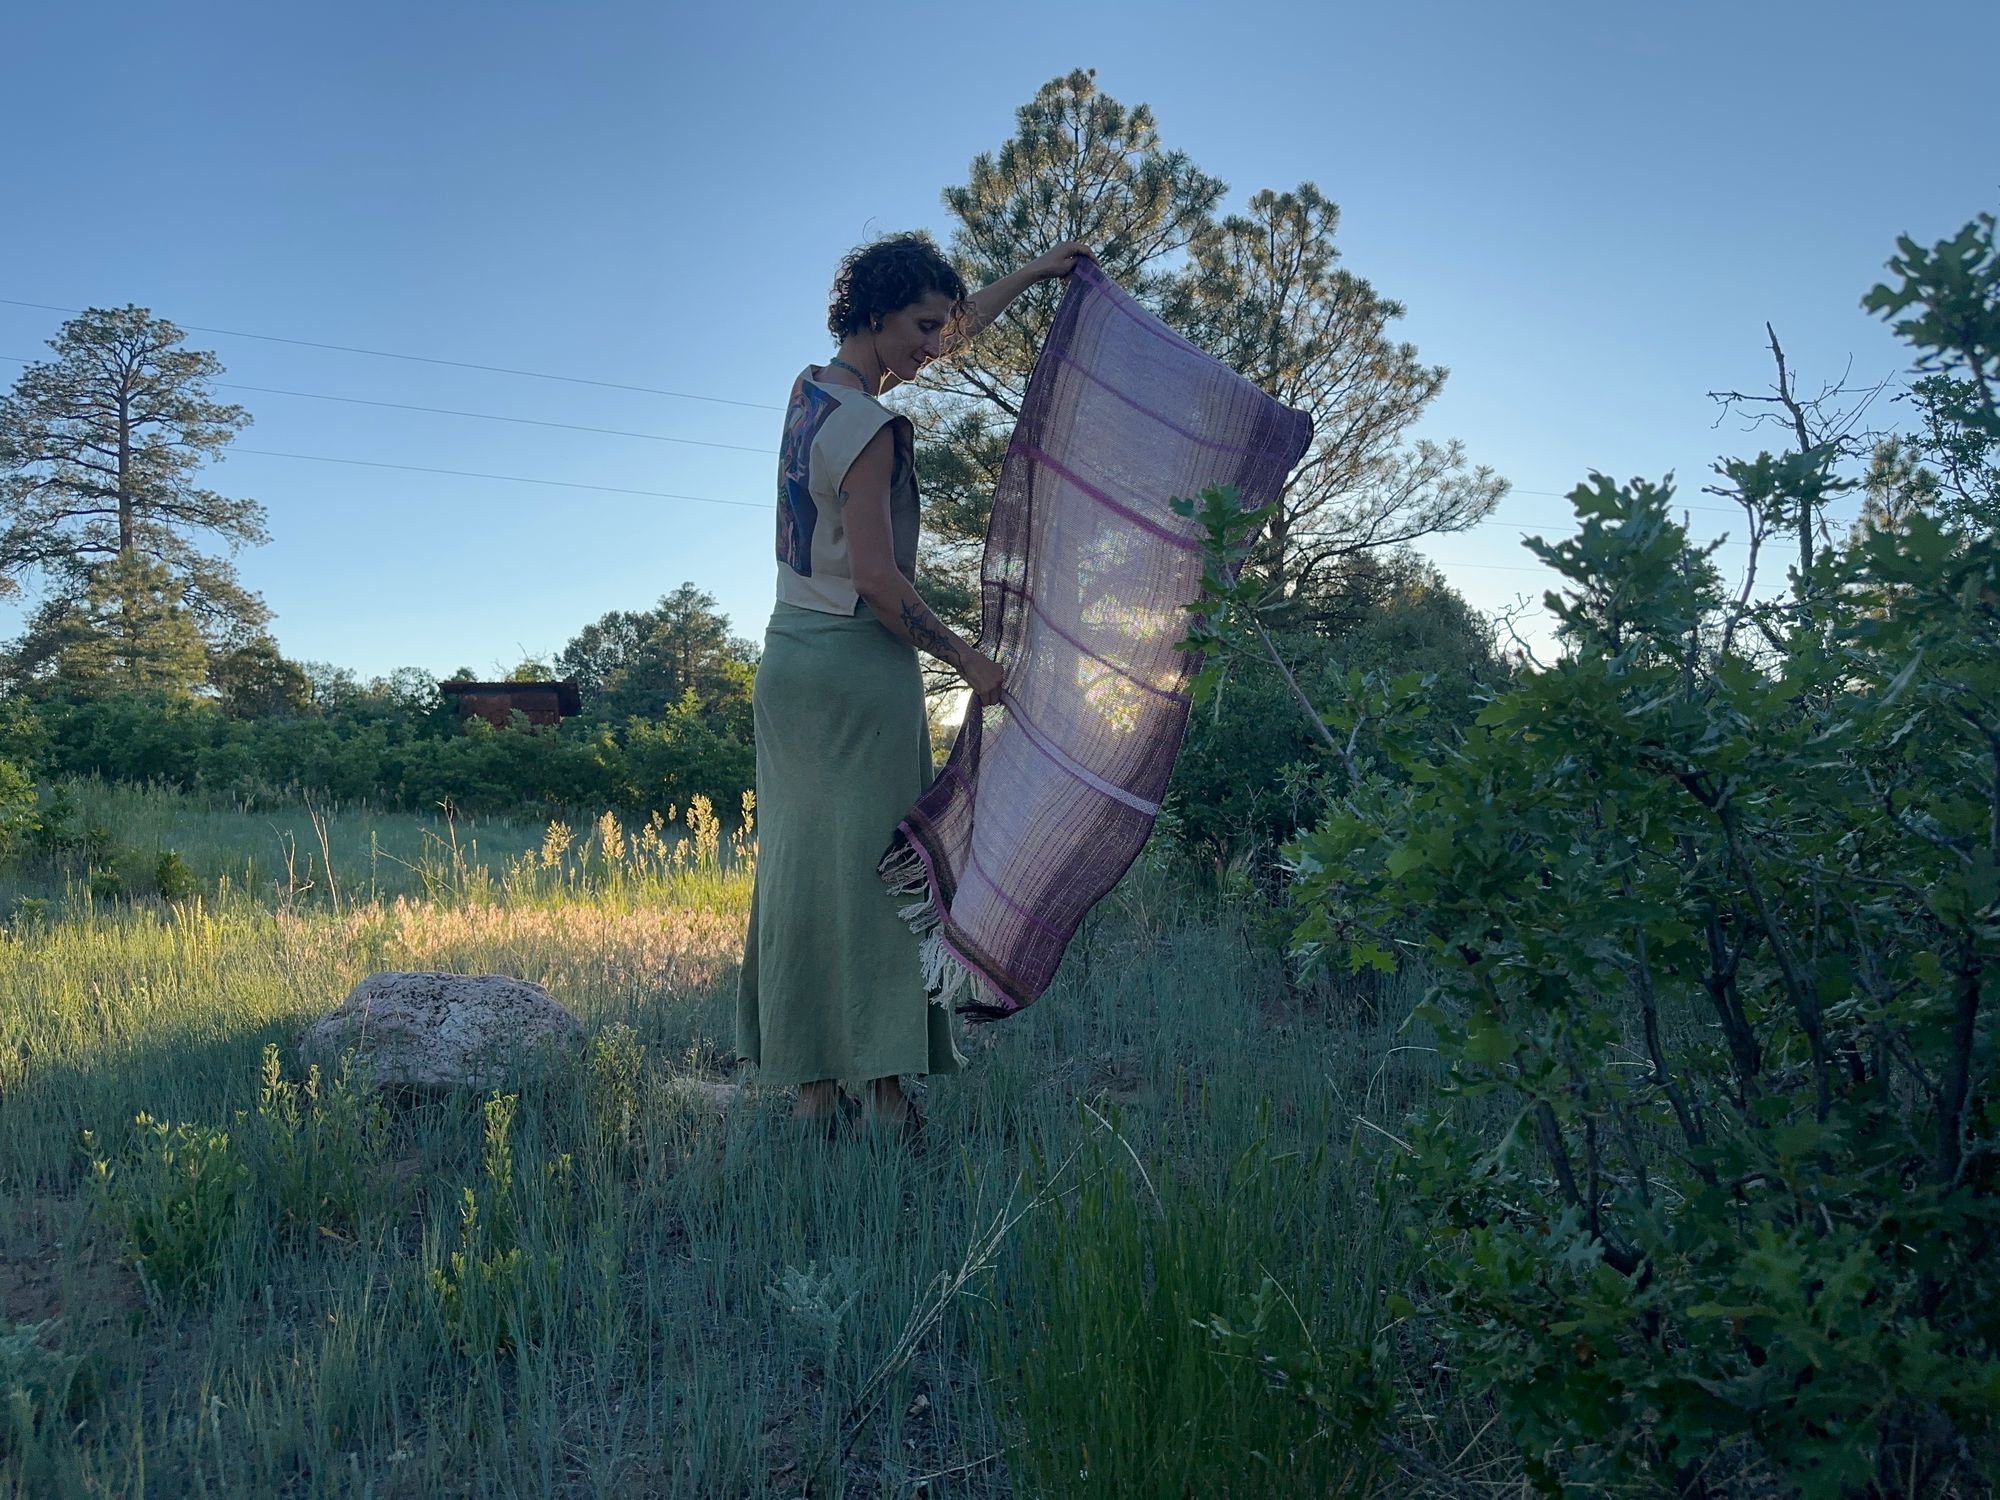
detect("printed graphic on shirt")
(776, 378), (841, 577)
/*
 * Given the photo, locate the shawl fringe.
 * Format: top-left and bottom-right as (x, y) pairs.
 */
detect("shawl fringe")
(878, 836), (969, 1010)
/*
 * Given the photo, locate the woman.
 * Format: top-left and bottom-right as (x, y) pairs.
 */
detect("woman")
(737, 230), (1093, 1135)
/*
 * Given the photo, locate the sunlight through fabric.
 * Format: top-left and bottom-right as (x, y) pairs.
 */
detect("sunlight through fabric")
(879, 262), (1312, 1017)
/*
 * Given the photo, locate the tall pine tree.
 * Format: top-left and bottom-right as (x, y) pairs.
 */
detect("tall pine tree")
(906, 70), (1224, 639)
(0, 306), (271, 687)
(908, 73), (1503, 645)
(1162, 185), (1505, 614)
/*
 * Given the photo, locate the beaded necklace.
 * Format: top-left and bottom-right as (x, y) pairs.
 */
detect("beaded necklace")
(825, 356), (875, 394)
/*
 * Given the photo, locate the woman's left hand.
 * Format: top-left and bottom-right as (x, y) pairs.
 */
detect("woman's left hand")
(1029, 241), (1095, 281)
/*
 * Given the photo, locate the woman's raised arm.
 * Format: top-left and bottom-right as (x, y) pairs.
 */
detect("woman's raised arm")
(948, 241), (1096, 351)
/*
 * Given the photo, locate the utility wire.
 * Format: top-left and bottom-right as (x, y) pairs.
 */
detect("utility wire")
(0, 352), (1757, 540)
(0, 324), (1813, 538)
(0, 297), (786, 412)
(0, 306), (1775, 519)
(1427, 559), (1563, 577)
(0, 356), (772, 456)
(225, 378), (776, 453)
(227, 447), (767, 510)
(212, 443), (1764, 550)
(86, 437), (1769, 557)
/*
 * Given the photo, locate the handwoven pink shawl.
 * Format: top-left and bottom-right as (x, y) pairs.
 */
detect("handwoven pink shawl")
(880, 261), (1312, 1018)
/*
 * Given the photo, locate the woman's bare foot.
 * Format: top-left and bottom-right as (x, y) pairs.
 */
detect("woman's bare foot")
(792, 1079), (838, 1121)
(864, 1076), (921, 1139)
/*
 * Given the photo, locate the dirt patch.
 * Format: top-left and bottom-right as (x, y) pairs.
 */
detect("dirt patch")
(0, 1194), (143, 1329)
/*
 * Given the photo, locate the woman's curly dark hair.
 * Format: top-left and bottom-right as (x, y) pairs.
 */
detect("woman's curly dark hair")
(827, 232), (968, 343)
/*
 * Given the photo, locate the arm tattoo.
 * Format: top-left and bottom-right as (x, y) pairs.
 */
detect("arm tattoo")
(899, 600), (963, 667)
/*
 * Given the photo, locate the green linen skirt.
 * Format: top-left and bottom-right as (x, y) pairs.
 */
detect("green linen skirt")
(736, 601), (964, 1087)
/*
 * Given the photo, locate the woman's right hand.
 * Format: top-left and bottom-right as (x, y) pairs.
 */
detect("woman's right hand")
(962, 651), (1005, 708)
(1028, 240), (1095, 282)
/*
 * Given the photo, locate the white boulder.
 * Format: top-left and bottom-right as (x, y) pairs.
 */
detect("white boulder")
(302, 971), (584, 1090)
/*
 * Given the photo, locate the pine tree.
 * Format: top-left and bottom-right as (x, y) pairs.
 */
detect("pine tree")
(906, 70), (1225, 638)
(29, 553), (210, 696)
(1162, 185), (1506, 612)
(911, 73), (1502, 644)
(0, 306), (271, 656)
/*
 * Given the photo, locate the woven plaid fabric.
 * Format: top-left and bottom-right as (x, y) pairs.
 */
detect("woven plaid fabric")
(879, 261), (1312, 1018)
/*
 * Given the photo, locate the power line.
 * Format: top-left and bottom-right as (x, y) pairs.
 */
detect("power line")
(1415, 547), (1784, 579)
(0, 297), (786, 412)
(225, 381), (777, 452)
(226, 447), (767, 510)
(0, 353), (778, 455)
(0, 302), (1825, 522)
(56, 438), (1762, 562)
(1, 305), (1808, 528)
(1508, 485), (1747, 519)
(0, 398), (1756, 550)
(0, 419), (1756, 551)
(1, 346), (767, 510)
(0, 348), (1761, 536)
(0, 327), (1821, 544)
(1421, 558), (1559, 577)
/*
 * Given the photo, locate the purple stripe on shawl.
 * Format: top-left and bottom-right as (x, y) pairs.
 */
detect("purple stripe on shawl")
(995, 690), (1162, 815)
(1044, 346), (1274, 458)
(1007, 441), (1201, 552)
(962, 844), (1069, 943)
(1070, 259), (1207, 356)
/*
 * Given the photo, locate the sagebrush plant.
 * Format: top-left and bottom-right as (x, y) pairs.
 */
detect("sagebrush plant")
(1185, 210), (2000, 1496)
(583, 1020), (647, 1151)
(770, 1257), (865, 1378)
(0, 1320), (86, 1461)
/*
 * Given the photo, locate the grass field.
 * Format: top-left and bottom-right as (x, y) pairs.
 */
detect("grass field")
(0, 782), (1503, 1498)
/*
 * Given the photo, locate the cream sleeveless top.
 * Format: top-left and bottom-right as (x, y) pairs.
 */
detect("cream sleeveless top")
(772, 368), (920, 615)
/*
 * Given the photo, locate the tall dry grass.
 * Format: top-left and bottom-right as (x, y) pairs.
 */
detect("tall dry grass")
(0, 781), (1494, 1497)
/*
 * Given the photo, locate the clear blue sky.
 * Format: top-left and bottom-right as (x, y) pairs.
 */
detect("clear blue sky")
(2, 0), (1994, 677)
